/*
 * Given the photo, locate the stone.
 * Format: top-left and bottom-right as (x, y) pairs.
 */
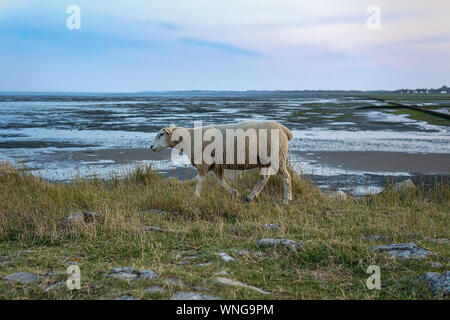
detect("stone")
(233, 250), (264, 257)
(420, 271), (449, 297)
(145, 286), (165, 294)
(215, 270), (228, 276)
(393, 179), (416, 191)
(427, 238), (449, 244)
(45, 282), (65, 292)
(143, 225), (168, 233)
(364, 235), (388, 241)
(62, 211), (101, 228)
(163, 278), (183, 286)
(331, 190), (347, 199)
(217, 252), (235, 262)
(147, 209), (167, 215)
(170, 291), (220, 300)
(262, 224), (282, 230)
(216, 277), (270, 295)
(428, 262), (443, 268)
(4, 272), (40, 284)
(373, 243), (431, 260)
(109, 267), (158, 281)
(193, 287), (210, 292)
(140, 270), (158, 280)
(257, 239), (304, 252)
(115, 295), (138, 300)
(197, 262), (212, 267)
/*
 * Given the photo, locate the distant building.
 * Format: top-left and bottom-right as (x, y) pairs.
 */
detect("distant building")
(441, 91), (447, 94)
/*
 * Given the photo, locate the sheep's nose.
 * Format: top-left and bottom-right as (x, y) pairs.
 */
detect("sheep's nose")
(150, 145), (153, 149)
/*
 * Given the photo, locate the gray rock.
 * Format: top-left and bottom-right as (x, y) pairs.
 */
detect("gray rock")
(364, 235), (388, 242)
(217, 252), (235, 262)
(262, 224), (282, 230)
(197, 262), (212, 267)
(393, 179), (416, 191)
(257, 238), (304, 252)
(109, 267), (158, 281)
(233, 249), (264, 257)
(147, 209), (167, 215)
(145, 286), (165, 294)
(143, 225), (168, 233)
(115, 295), (138, 300)
(216, 277), (270, 295)
(45, 282), (64, 292)
(163, 278), (183, 286)
(331, 190), (347, 200)
(4, 272), (40, 284)
(62, 211), (101, 228)
(140, 270), (158, 280)
(170, 291), (220, 300)
(428, 238), (449, 244)
(193, 287), (210, 292)
(428, 262), (444, 268)
(420, 271), (449, 297)
(109, 267), (139, 281)
(373, 243), (431, 260)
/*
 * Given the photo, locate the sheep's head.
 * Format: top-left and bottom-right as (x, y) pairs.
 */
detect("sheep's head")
(150, 126), (175, 152)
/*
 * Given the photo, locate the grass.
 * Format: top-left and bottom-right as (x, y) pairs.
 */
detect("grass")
(393, 108), (450, 126)
(0, 165), (449, 300)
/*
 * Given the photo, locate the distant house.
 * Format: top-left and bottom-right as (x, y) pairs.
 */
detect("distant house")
(441, 91), (447, 94)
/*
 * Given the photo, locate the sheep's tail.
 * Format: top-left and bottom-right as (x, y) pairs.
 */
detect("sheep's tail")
(281, 125), (293, 141)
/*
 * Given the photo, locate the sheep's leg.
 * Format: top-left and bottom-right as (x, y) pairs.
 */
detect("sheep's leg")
(214, 168), (239, 198)
(194, 174), (205, 198)
(245, 170), (270, 202)
(278, 166), (292, 204)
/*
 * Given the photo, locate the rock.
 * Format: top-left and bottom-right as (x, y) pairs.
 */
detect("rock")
(215, 270), (228, 276)
(193, 287), (210, 292)
(428, 262), (443, 268)
(0, 161), (15, 174)
(257, 239), (304, 252)
(233, 250), (264, 257)
(197, 262), (212, 267)
(62, 211), (101, 228)
(373, 243), (431, 260)
(364, 235), (388, 242)
(217, 252), (235, 262)
(147, 209), (167, 215)
(140, 270), (158, 280)
(115, 295), (138, 300)
(45, 282), (64, 292)
(216, 277), (270, 295)
(393, 179), (416, 191)
(427, 238), (449, 244)
(4, 272), (40, 284)
(83, 211), (101, 222)
(163, 278), (183, 286)
(170, 291), (221, 300)
(143, 225), (168, 233)
(145, 286), (165, 294)
(109, 268), (158, 281)
(420, 271), (449, 297)
(331, 190), (347, 200)
(262, 224), (282, 230)
(62, 212), (84, 228)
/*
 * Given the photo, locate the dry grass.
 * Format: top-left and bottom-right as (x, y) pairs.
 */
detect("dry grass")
(0, 164), (448, 300)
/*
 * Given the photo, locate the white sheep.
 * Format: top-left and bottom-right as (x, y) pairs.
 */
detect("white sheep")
(150, 121), (293, 204)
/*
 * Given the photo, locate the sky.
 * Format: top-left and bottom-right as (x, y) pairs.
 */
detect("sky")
(0, 0), (449, 92)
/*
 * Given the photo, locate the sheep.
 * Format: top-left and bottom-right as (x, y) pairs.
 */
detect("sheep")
(150, 121), (293, 204)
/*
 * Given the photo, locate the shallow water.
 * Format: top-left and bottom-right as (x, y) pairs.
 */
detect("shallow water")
(1, 92), (449, 195)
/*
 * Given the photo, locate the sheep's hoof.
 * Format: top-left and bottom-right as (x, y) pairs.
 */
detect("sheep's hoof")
(245, 197), (252, 202)
(282, 199), (292, 205)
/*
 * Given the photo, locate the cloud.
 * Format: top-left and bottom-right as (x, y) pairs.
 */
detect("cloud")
(181, 38), (262, 57)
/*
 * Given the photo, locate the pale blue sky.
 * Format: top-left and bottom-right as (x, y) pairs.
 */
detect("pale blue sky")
(0, 0), (449, 91)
